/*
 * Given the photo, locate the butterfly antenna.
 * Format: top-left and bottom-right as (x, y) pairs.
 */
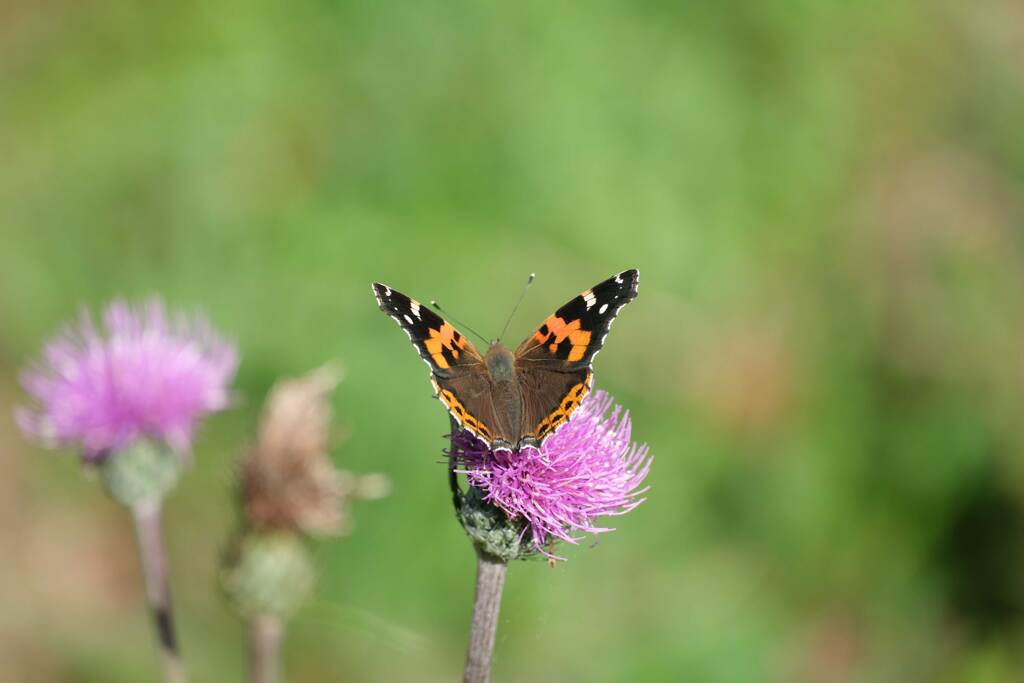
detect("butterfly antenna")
(430, 301), (490, 346)
(497, 273), (535, 343)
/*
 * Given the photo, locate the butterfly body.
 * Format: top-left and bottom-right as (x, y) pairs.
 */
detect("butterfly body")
(484, 343), (516, 383)
(373, 269), (639, 452)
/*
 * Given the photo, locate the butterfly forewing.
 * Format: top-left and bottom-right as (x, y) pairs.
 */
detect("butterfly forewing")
(372, 283), (483, 376)
(514, 269), (639, 368)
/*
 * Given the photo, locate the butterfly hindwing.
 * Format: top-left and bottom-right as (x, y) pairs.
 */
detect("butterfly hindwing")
(516, 367), (593, 446)
(430, 372), (498, 445)
(514, 268), (639, 444)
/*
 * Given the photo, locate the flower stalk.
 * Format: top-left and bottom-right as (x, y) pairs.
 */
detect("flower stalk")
(248, 614), (284, 683)
(131, 500), (187, 683)
(463, 548), (508, 683)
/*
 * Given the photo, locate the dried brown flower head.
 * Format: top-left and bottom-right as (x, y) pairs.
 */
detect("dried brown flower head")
(241, 364), (387, 536)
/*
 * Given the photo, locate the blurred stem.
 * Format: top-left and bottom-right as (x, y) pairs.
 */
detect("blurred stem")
(130, 501), (188, 683)
(249, 614), (284, 683)
(463, 548), (508, 683)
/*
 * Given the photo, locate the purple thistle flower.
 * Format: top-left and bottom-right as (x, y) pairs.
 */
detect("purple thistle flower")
(450, 389), (651, 558)
(16, 298), (238, 461)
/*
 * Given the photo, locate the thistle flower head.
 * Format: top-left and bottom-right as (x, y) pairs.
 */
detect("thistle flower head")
(450, 389), (651, 558)
(16, 298), (238, 460)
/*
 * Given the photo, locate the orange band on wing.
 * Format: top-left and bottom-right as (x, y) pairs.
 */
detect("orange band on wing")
(566, 329), (591, 361)
(535, 315), (592, 360)
(432, 379), (493, 442)
(424, 323), (466, 369)
(534, 373), (592, 440)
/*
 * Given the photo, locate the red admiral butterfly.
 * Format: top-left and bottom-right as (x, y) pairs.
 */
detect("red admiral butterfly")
(373, 269), (639, 451)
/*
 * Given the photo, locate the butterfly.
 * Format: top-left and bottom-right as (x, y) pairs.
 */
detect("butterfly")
(372, 269), (639, 452)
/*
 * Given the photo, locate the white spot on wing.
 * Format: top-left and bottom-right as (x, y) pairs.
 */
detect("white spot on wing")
(583, 289), (597, 309)
(388, 314), (415, 341)
(410, 300), (421, 319)
(598, 302), (609, 315)
(404, 314), (414, 324)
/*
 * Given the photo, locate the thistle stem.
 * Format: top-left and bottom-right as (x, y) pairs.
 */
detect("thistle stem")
(249, 614), (284, 683)
(463, 548), (508, 683)
(130, 501), (188, 683)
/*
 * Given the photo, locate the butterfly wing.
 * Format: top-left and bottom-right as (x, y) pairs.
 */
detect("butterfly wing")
(372, 282), (497, 444)
(514, 269), (639, 445)
(515, 366), (594, 447)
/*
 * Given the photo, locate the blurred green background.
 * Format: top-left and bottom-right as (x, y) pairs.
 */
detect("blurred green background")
(2, 1), (1024, 681)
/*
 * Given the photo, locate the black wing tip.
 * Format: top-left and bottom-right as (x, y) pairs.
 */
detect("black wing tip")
(609, 268), (640, 297)
(373, 282), (416, 315)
